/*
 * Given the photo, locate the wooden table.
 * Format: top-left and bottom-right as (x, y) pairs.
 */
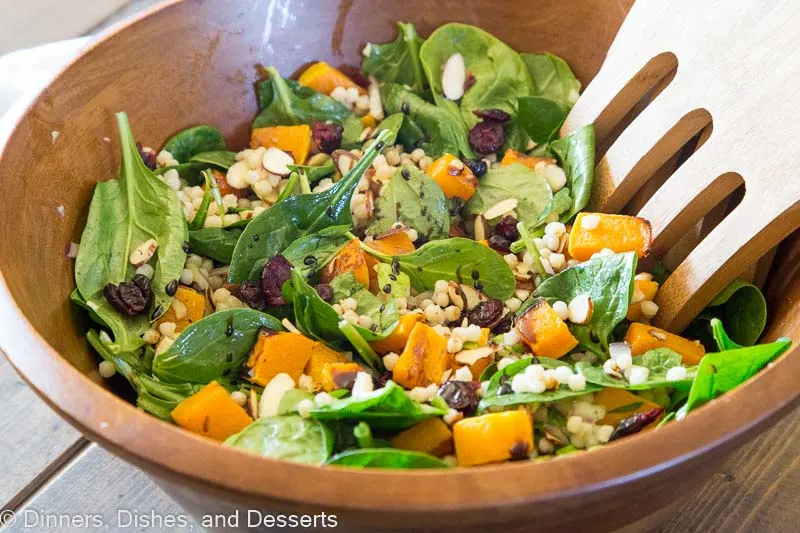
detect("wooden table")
(0, 2), (797, 532)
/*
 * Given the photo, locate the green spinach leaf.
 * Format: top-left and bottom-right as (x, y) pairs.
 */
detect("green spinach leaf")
(533, 252), (637, 356)
(463, 163), (553, 227)
(326, 448), (449, 469)
(74, 112), (187, 352)
(516, 96), (567, 144)
(152, 309), (283, 384)
(711, 318), (742, 351)
(187, 227), (242, 263)
(225, 415), (333, 465)
(228, 128), (391, 283)
(679, 339), (791, 417)
(381, 82), (473, 158)
(361, 22), (426, 92)
(154, 161), (208, 185)
(484, 356), (572, 397)
(282, 225), (351, 282)
(287, 159), (336, 183)
(521, 52), (581, 111)
(254, 66), (363, 145)
(375, 263), (411, 297)
(549, 125), (595, 222)
(576, 348), (696, 390)
(310, 381), (446, 429)
(362, 237), (515, 300)
(278, 389), (315, 415)
(686, 279), (767, 348)
(189, 150), (237, 169)
(330, 272), (399, 336)
(366, 165), (449, 241)
(163, 125), (226, 163)
(419, 23), (532, 131)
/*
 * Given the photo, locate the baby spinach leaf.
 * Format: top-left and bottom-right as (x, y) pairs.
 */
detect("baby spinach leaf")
(692, 280), (767, 348)
(310, 381), (446, 429)
(228, 128), (391, 283)
(338, 320), (383, 371)
(284, 270), (348, 350)
(576, 348), (696, 391)
(711, 318), (742, 351)
(484, 356), (572, 397)
(75, 112), (187, 352)
(521, 52), (581, 111)
(534, 252), (637, 356)
(375, 263), (411, 297)
(278, 389), (315, 415)
(254, 66), (363, 145)
(154, 161), (208, 185)
(362, 237), (515, 300)
(326, 448), (449, 469)
(225, 415), (334, 465)
(330, 272), (399, 336)
(287, 159), (336, 183)
(187, 227), (242, 263)
(189, 150), (237, 169)
(516, 96), (567, 144)
(463, 163), (553, 227)
(152, 309), (283, 384)
(163, 125), (226, 163)
(361, 22), (427, 92)
(366, 165), (449, 241)
(282, 225), (351, 281)
(549, 124), (595, 222)
(679, 339), (791, 417)
(381, 82), (473, 158)
(419, 23), (532, 131)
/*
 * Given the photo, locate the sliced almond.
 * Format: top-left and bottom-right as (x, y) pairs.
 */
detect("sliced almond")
(261, 147), (295, 176)
(368, 75), (384, 120)
(459, 284), (484, 310)
(258, 373), (295, 418)
(129, 238), (158, 267)
(447, 282), (466, 309)
(567, 294), (594, 324)
(473, 214), (487, 241)
(455, 346), (494, 365)
(442, 53), (466, 100)
(484, 198), (519, 220)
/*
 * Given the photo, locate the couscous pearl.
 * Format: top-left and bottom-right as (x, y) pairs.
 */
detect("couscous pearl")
(444, 305), (461, 322)
(434, 292), (450, 307)
(554, 366), (574, 384)
(666, 366), (688, 381)
(635, 272), (654, 281)
(641, 300), (659, 316)
(98, 361), (117, 379)
(538, 437), (555, 454)
(297, 399), (314, 418)
(424, 305), (446, 325)
(383, 352), (400, 371)
(453, 366), (473, 381)
(341, 297), (358, 311)
(447, 336), (464, 354)
(434, 280), (449, 293)
(142, 329), (160, 345)
(343, 310), (360, 324)
(503, 253), (519, 267)
(552, 300), (569, 321)
(544, 221), (567, 237)
(549, 253), (566, 270)
(497, 356), (518, 371)
(503, 328), (520, 346)
(358, 315), (374, 330)
(628, 365), (650, 385)
(581, 214), (601, 230)
(419, 298), (434, 311)
(505, 297), (522, 312)
(596, 424), (615, 443)
(566, 415), (584, 433)
(410, 148), (426, 163)
(180, 268), (194, 285)
(545, 234), (560, 251)
(135, 263), (155, 279)
(351, 372), (374, 397)
(230, 390), (248, 406)
(568, 373), (586, 391)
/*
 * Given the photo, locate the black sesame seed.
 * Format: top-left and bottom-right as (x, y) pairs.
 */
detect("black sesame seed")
(471, 269), (480, 280)
(389, 274), (397, 281)
(165, 279), (178, 296)
(303, 256), (317, 265)
(401, 102), (410, 114)
(182, 241), (191, 254)
(401, 168), (411, 180)
(391, 258), (400, 275)
(474, 280), (484, 291)
(326, 206), (334, 218)
(225, 320), (234, 337)
(383, 284), (392, 294)
(226, 352), (233, 362)
(375, 141), (385, 151)
(252, 234), (260, 241)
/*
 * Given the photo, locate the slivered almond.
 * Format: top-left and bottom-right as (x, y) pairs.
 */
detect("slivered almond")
(473, 214), (487, 241)
(130, 239), (158, 267)
(442, 53), (466, 100)
(567, 294), (594, 324)
(368, 75), (384, 120)
(455, 346), (494, 365)
(262, 147), (294, 176)
(484, 198), (519, 220)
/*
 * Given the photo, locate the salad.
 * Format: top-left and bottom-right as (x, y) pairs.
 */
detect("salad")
(72, 22), (790, 469)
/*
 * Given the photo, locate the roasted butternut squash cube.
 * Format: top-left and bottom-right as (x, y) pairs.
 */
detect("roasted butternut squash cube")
(624, 323), (705, 365)
(594, 387), (664, 427)
(626, 279), (660, 321)
(426, 153), (478, 201)
(568, 213), (652, 261)
(304, 344), (349, 389)
(391, 418), (454, 457)
(171, 381), (253, 441)
(392, 323), (452, 389)
(370, 312), (424, 354)
(364, 230), (416, 293)
(297, 61), (364, 95)
(453, 410), (534, 466)
(500, 149), (555, 169)
(245, 331), (316, 386)
(156, 286), (206, 334)
(250, 125), (311, 165)
(322, 362), (364, 392)
(516, 299), (579, 359)
(322, 238), (370, 288)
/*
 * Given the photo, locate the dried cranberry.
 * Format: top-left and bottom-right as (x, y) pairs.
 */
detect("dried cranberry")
(487, 234), (512, 253)
(466, 299), (504, 327)
(261, 255), (293, 306)
(136, 142), (157, 170)
(333, 368), (359, 390)
(609, 408), (664, 441)
(239, 280), (266, 310)
(463, 72), (476, 92)
(469, 120), (505, 154)
(493, 215), (520, 241)
(312, 122), (343, 154)
(103, 274), (151, 316)
(491, 314), (514, 335)
(464, 158), (488, 177)
(508, 441), (530, 461)
(315, 283), (333, 302)
(376, 370), (393, 388)
(438, 381), (480, 412)
(473, 109), (512, 123)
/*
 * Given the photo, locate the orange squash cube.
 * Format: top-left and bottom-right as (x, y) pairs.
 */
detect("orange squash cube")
(370, 312), (424, 354)
(624, 323), (705, 365)
(500, 149), (555, 169)
(594, 387), (664, 427)
(321, 362), (363, 392)
(392, 323), (452, 389)
(568, 213), (652, 261)
(156, 286), (206, 334)
(171, 381), (253, 441)
(297, 61), (364, 96)
(391, 418), (454, 457)
(245, 331), (316, 386)
(516, 299), (579, 359)
(322, 238), (370, 288)
(453, 410), (534, 466)
(250, 125), (311, 165)
(426, 153), (478, 201)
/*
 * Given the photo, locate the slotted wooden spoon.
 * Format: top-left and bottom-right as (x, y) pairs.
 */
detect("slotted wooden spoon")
(562, 0), (800, 333)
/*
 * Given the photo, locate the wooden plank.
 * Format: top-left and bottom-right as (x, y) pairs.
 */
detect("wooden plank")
(4, 444), (200, 533)
(0, 353), (85, 511)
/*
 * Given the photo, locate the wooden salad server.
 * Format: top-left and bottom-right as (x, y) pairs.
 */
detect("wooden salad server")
(562, 0), (800, 333)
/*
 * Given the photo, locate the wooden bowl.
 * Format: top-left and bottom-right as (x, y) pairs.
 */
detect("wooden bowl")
(0, 1), (797, 531)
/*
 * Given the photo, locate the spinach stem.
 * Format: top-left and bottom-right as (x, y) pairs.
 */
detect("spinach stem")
(348, 232), (393, 261)
(338, 320), (383, 371)
(278, 172), (300, 202)
(298, 170), (311, 195)
(517, 222), (548, 279)
(353, 422), (374, 449)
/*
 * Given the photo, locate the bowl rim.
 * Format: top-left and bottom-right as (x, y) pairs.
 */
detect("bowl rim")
(0, 0), (798, 515)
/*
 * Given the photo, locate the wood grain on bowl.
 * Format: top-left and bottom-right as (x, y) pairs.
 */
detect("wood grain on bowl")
(0, 0), (797, 531)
